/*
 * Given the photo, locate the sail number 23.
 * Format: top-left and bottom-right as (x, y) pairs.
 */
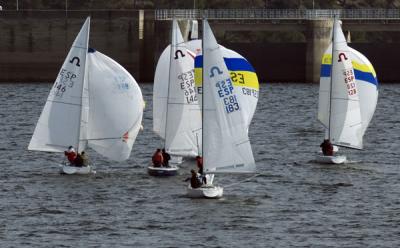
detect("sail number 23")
(216, 78), (240, 114)
(230, 72), (245, 84)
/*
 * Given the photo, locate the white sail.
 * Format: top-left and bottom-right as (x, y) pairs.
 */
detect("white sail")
(202, 20), (256, 173)
(28, 17), (90, 152)
(153, 40), (259, 153)
(163, 20), (202, 157)
(348, 48), (378, 136)
(318, 19), (363, 149)
(319, 46), (378, 136)
(86, 50), (144, 161)
(153, 48), (169, 139)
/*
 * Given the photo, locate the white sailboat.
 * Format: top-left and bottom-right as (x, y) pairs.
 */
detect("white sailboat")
(317, 18), (378, 164)
(149, 19), (202, 176)
(186, 20), (257, 198)
(28, 17), (144, 174)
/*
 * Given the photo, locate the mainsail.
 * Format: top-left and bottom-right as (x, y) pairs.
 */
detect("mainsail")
(202, 20), (256, 173)
(162, 19), (202, 157)
(28, 17), (90, 152)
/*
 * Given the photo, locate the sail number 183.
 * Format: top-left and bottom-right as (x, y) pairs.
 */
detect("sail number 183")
(216, 78), (240, 114)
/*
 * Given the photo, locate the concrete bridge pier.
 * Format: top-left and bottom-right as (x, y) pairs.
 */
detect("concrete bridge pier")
(305, 19), (333, 84)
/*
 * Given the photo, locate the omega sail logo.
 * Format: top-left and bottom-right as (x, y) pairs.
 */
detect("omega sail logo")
(69, 57), (81, 67)
(338, 53), (348, 62)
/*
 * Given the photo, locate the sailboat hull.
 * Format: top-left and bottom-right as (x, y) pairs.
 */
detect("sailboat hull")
(59, 164), (94, 175)
(315, 155), (347, 164)
(186, 184), (223, 199)
(147, 165), (179, 177)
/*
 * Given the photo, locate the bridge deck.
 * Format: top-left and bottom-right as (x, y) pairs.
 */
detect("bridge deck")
(155, 9), (400, 21)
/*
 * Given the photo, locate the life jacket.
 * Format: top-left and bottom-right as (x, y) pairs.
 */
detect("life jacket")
(152, 152), (164, 165)
(321, 142), (334, 156)
(65, 151), (77, 163)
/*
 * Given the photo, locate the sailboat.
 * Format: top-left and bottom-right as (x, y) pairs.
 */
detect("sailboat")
(153, 20), (259, 168)
(317, 18), (378, 164)
(28, 17), (144, 174)
(186, 19), (257, 198)
(149, 19), (201, 176)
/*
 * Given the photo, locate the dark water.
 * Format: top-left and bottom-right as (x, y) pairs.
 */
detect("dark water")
(1, 83), (399, 247)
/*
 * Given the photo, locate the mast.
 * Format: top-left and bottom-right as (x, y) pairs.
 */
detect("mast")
(327, 16), (336, 141)
(76, 17), (90, 152)
(164, 19), (174, 149)
(201, 18), (205, 160)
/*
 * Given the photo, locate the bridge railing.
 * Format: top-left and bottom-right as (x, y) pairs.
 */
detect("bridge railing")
(155, 9), (400, 20)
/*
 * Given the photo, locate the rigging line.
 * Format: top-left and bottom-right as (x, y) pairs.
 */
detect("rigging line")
(236, 139), (250, 146)
(83, 137), (124, 141)
(44, 143), (70, 148)
(72, 45), (89, 50)
(166, 102), (199, 106)
(349, 122), (362, 127)
(47, 100), (82, 107)
(328, 16), (336, 141)
(331, 97), (360, 102)
(201, 18), (205, 158)
(76, 25), (90, 152)
(224, 173), (260, 188)
(164, 18), (175, 149)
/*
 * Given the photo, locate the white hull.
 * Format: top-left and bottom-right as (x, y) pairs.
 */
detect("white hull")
(186, 184), (223, 199)
(59, 164), (94, 175)
(148, 165), (178, 177)
(316, 155), (347, 164)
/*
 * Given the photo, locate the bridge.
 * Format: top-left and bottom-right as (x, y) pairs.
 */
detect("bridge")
(1, 9), (399, 83)
(155, 8), (400, 20)
(155, 8), (400, 32)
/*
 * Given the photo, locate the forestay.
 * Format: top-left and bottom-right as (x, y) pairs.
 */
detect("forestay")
(202, 20), (256, 173)
(163, 19), (202, 157)
(28, 18), (90, 152)
(318, 19), (363, 149)
(86, 50), (144, 161)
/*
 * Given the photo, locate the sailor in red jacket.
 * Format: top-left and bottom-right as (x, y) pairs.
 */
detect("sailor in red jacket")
(152, 149), (164, 167)
(196, 156), (206, 184)
(320, 139), (334, 156)
(64, 146), (77, 165)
